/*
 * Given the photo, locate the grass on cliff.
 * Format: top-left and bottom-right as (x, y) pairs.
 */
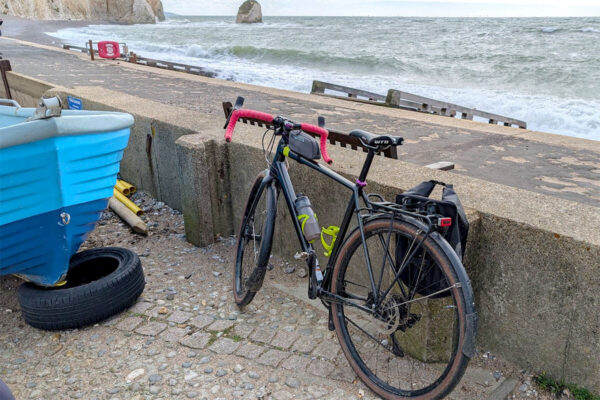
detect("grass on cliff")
(535, 373), (600, 400)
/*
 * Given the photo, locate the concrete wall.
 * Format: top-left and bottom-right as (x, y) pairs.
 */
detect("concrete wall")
(0, 71), (53, 107)
(19, 80), (599, 392)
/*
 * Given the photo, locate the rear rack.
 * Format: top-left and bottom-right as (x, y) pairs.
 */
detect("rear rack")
(367, 194), (445, 230)
(222, 101), (398, 159)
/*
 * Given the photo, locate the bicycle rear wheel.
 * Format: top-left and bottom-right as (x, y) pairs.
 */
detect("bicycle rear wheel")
(331, 217), (476, 399)
(233, 171), (277, 306)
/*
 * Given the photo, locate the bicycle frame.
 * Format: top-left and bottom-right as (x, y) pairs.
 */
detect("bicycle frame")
(255, 131), (391, 306)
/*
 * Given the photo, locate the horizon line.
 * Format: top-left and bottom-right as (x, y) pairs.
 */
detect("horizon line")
(164, 13), (600, 18)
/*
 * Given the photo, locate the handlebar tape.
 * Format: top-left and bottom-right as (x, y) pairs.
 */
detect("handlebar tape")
(224, 109), (333, 165)
(225, 109), (275, 142)
(300, 123), (332, 165)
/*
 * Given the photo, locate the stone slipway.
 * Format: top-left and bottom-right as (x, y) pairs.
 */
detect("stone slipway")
(1, 37), (599, 207)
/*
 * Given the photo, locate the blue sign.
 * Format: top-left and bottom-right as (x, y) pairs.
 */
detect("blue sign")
(67, 96), (83, 110)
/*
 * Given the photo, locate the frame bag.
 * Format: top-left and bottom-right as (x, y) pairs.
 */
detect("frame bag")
(289, 130), (321, 160)
(395, 180), (469, 298)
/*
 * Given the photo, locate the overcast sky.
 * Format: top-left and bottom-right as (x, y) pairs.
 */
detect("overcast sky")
(162, 0), (600, 17)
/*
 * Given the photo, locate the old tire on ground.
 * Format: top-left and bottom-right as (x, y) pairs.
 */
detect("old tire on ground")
(18, 247), (145, 331)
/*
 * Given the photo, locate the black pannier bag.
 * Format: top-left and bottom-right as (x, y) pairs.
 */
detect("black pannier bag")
(395, 180), (469, 298)
(289, 130), (321, 160)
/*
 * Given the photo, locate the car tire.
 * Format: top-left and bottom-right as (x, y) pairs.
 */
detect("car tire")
(18, 247), (145, 331)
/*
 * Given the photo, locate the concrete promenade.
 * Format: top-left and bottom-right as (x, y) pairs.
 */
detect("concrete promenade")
(2, 38), (600, 207)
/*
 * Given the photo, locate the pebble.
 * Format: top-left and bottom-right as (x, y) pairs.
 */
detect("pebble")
(268, 375), (279, 383)
(216, 368), (227, 377)
(106, 387), (120, 394)
(285, 377), (300, 388)
(204, 367), (214, 374)
(148, 373), (162, 383)
(62, 365), (71, 374)
(168, 378), (177, 386)
(158, 306), (168, 314)
(520, 383), (529, 392)
(199, 356), (210, 364)
(248, 371), (260, 379)
(66, 377), (78, 385)
(297, 268), (307, 278)
(284, 265), (295, 274)
(182, 361), (192, 368)
(212, 271), (222, 277)
(186, 391), (199, 398)
(126, 368), (145, 382)
(149, 385), (161, 394)
(233, 364), (244, 373)
(185, 371), (198, 381)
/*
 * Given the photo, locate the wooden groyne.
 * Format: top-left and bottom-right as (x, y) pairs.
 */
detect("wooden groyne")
(311, 80), (527, 129)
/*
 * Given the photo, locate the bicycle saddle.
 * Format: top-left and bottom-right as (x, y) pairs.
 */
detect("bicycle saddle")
(350, 129), (403, 148)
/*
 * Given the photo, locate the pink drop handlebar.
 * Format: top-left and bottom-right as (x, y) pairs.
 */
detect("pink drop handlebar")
(224, 109), (333, 165)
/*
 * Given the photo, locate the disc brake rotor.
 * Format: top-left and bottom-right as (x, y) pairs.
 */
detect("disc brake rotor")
(369, 296), (401, 335)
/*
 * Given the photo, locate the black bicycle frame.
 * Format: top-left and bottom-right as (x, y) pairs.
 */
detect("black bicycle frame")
(253, 133), (390, 306)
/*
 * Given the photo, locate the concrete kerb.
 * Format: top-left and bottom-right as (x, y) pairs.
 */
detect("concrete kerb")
(36, 84), (600, 391)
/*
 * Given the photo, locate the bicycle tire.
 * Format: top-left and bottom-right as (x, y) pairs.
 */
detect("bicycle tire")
(330, 217), (476, 399)
(233, 171), (277, 306)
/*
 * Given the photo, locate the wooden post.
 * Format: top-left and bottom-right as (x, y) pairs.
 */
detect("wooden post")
(88, 40), (95, 60)
(0, 60), (12, 100)
(311, 80), (326, 94)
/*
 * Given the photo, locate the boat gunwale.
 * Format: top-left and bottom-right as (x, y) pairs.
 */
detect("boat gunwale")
(0, 105), (134, 149)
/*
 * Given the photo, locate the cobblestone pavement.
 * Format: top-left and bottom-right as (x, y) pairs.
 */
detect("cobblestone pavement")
(0, 194), (550, 400)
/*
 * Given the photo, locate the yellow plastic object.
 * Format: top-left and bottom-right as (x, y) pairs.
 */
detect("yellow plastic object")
(113, 189), (144, 216)
(114, 180), (130, 196)
(321, 225), (340, 257)
(117, 179), (136, 195)
(283, 146), (290, 157)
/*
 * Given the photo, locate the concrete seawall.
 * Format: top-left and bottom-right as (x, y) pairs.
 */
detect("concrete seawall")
(2, 57), (600, 390)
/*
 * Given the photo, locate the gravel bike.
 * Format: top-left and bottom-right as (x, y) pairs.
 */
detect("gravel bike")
(223, 97), (477, 399)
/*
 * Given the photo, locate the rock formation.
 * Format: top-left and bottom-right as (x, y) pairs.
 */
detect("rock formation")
(236, 0), (262, 24)
(0, 0), (165, 24)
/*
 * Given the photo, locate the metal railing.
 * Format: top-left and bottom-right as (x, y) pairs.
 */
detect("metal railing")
(311, 80), (527, 129)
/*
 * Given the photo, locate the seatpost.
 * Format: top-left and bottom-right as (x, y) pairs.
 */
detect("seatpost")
(357, 150), (376, 188)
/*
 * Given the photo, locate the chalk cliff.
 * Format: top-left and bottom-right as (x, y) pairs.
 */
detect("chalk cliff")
(236, 0), (262, 24)
(0, 0), (165, 24)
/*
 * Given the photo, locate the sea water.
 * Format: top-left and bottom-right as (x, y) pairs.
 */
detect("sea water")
(47, 16), (600, 140)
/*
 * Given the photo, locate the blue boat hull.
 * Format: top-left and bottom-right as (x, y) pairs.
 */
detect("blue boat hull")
(0, 104), (134, 286)
(0, 199), (108, 286)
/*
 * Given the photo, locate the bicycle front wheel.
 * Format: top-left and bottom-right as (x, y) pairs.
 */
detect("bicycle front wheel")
(331, 217), (475, 399)
(233, 171), (277, 307)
